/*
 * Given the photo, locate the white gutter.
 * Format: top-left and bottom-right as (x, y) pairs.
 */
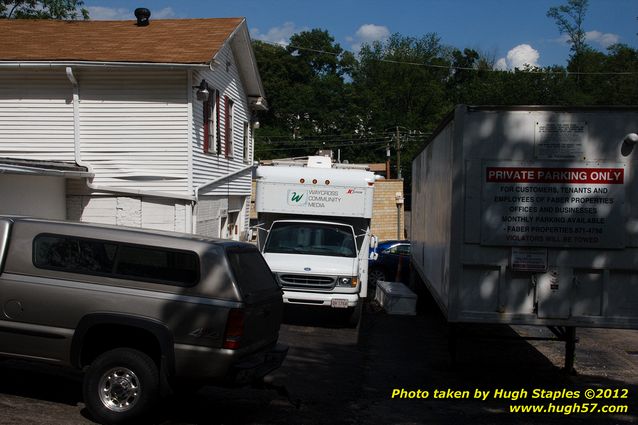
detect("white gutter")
(195, 163), (255, 201)
(0, 164), (92, 178)
(65, 66), (195, 201)
(3, 61), (208, 69)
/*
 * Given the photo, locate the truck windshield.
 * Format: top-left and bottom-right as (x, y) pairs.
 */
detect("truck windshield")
(264, 222), (357, 258)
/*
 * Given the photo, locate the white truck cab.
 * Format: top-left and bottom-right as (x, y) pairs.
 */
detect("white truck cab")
(254, 157), (377, 325)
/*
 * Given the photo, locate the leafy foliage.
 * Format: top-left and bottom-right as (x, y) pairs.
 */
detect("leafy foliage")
(0, 0), (88, 19)
(252, 0), (636, 182)
(253, 27), (637, 187)
(546, 0), (589, 55)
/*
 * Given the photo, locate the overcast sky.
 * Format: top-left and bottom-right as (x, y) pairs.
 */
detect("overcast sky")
(84, 0), (638, 69)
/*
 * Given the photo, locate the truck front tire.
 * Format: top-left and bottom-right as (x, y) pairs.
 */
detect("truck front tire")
(83, 348), (160, 425)
(347, 302), (363, 328)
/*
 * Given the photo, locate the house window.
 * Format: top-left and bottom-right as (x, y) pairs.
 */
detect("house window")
(203, 89), (220, 154)
(224, 96), (234, 158)
(243, 121), (250, 163)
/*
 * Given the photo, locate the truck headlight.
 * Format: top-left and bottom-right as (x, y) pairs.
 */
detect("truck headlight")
(337, 277), (358, 287)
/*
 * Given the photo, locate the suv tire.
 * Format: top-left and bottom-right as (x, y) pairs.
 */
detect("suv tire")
(368, 268), (385, 288)
(83, 348), (160, 425)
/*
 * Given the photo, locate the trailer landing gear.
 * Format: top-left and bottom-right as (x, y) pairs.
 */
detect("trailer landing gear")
(548, 326), (578, 375)
(447, 324), (578, 374)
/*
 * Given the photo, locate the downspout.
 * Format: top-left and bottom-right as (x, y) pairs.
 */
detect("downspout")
(186, 70), (195, 233)
(65, 67), (195, 201)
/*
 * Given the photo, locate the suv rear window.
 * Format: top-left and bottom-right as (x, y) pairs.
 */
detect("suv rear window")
(33, 234), (199, 287)
(226, 247), (278, 297)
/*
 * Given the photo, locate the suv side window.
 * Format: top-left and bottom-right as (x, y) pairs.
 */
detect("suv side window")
(33, 234), (199, 287)
(387, 244), (410, 256)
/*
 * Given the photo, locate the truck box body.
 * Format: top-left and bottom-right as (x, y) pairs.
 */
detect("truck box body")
(255, 166), (374, 218)
(255, 160), (376, 316)
(411, 105), (638, 328)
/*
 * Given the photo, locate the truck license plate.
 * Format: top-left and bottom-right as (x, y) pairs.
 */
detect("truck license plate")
(331, 299), (349, 308)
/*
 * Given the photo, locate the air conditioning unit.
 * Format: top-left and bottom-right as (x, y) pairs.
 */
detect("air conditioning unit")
(307, 155), (332, 168)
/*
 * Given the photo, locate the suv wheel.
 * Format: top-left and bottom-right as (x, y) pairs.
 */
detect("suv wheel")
(83, 348), (159, 425)
(369, 268), (385, 288)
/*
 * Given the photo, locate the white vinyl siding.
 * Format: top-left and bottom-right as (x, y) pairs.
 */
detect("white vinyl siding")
(192, 44), (253, 197)
(77, 69), (190, 194)
(67, 195), (189, 232)
(0, 70), (75, 161)
(196, 196), (226, 238)
(195, 195), (249, 240)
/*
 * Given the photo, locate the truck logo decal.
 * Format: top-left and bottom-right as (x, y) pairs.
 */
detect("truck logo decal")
(287, 190), (307, 205)
(304, 267), (312, 271)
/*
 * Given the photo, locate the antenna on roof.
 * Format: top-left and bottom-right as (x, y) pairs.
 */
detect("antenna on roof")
(134, 8), (151, 26)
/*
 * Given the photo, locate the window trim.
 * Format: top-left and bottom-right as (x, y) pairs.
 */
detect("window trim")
(32, 233), (201, 287)
(224, 96), (234, 158)
(243, 121), (250, 163)
(203, 89), (220, 155)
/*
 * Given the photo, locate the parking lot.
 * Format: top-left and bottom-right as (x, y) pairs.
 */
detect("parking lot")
(1, 293), (638, 424)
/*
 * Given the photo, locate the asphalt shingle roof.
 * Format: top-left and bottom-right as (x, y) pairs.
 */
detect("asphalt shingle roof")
(0, 18), (244, 64)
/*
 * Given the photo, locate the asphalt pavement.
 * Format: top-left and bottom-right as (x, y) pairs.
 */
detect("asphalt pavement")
(1, 295), (638, 424)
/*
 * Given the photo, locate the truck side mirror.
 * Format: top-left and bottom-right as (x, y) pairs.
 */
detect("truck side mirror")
(369, 251), (378, 261)
(370, 235), (378, 250)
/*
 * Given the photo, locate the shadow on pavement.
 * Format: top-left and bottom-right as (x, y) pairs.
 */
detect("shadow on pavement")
(1, 289), (637, 425)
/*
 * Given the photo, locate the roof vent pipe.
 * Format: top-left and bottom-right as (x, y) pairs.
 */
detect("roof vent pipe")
(134, 8), (151, 26)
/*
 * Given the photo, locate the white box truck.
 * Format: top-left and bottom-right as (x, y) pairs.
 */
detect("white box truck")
(254, 157), (377, 326)
(411, 105), (638, 368)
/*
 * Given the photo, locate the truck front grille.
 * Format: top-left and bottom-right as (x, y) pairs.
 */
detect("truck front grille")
(278, 274), (336, 290)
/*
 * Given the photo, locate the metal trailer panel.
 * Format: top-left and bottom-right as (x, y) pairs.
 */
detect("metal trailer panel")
(411, 105), (638, 328)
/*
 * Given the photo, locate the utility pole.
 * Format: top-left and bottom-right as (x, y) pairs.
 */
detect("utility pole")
(385, 141), (391, 179)
(396, 126), (402, 179)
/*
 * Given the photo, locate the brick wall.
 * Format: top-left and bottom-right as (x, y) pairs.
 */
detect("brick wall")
(371, 179), (405, 241)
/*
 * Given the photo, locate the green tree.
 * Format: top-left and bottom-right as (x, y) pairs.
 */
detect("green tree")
(253, 30), (357, 160)
(0, 0), (88, 19)
(350, 33), (453, 181)
(571, 44), (638, 105)
(288, 29), (354, 78)
(547, 0), (588, 55)
(353, 33), (451, 133)
(547, 0), (588, 77)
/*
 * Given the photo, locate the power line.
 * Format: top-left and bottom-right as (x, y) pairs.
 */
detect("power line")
(255, 134), (432, 151)
(256, 135), (431, 145)
(256, 136), (394, 145)
(254, 132), (398, 141)
(255, 139), (389, 153)
(255, 39), (637, 76)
